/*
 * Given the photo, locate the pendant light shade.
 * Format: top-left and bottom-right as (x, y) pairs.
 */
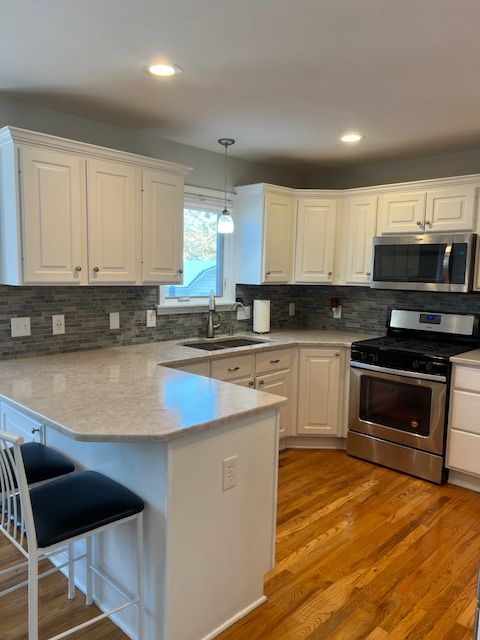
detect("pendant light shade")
(217, 138), (235, 234)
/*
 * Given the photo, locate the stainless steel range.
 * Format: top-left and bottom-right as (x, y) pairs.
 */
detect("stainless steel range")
(347, 308), (480, 483)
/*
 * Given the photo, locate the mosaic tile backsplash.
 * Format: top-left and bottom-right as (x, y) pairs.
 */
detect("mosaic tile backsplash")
(1, 283), (480, 359)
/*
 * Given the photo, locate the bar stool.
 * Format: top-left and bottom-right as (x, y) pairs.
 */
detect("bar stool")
(0, 432), (145, 640)
(19, 441), (75, 485)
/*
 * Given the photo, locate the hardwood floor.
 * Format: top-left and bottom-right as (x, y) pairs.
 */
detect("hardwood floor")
(1, 450), (479, 639)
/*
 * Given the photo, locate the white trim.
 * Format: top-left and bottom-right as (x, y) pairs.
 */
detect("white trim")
(448, 469), (480, 492)
(198, 595), (267, 640)
(283, 435), (346, 450)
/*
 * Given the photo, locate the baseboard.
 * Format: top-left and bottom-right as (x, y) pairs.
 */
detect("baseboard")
(200, 596), (267, 640)
(282, 436), (346, 450)
(448, 470), (480, 493)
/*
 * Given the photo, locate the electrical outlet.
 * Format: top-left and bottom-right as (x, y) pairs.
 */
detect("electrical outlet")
(333, 306), (342, 319)
(237, 305), (251, 320)
(52, 314), (65, 335)
(288, 302), (295, 317)
(11, 317), (31, 338)
(146, 309), (157, 328)
(222, 455), (238, 491)
(109, 312), (120, 330)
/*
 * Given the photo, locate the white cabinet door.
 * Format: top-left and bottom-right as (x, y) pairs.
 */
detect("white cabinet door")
(20, 146), (86, 284)
(342, 195), (377, 285)
(87, 159), (140, 284)
(256, 370), (291, 439)
(1, 401), (43, 442)
(142, 169), (184, 284)
(294, 198), (337, 283)
(263, 193), (294, 283)
(297, 348), (344, 436)
(425, 185), (476, 233)
(377, 191), (426, 234)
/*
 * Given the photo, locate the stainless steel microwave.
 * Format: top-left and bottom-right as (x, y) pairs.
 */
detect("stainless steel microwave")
(371, 233), (476, 292)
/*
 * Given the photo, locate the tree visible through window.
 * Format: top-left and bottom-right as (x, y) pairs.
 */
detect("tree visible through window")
(166, 208), (224, 298)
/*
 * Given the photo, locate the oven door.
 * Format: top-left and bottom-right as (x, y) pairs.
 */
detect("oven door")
(349, 363), (447, 454)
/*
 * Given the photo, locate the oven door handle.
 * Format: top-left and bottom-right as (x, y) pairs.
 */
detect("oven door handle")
(443, 243), (453, 285)
(350, 361), (446, 383)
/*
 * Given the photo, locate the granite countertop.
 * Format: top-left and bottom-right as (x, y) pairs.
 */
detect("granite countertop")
(0, 329), (375, 443)
(450, 349), (480, 367)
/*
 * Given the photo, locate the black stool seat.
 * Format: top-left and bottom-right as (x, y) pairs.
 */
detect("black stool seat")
(21, 442), (75, 485)
(29, 470), (145, 548)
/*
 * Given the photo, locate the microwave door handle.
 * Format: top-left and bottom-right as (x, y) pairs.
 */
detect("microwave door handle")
(443, 243), (452, 284)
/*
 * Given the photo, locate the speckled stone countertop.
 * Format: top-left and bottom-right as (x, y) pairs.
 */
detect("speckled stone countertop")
(450, 349), (480, 367)
(0, 329), (375, 443)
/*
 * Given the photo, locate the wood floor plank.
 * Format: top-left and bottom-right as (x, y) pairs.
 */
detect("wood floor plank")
(1, 449), (479, 639)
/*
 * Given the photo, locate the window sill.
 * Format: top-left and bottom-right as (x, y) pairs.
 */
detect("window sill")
(156, 301), (236, 315)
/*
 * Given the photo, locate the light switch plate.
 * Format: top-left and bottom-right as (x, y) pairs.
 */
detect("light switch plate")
(146, 309), (157, 328)
(11, 317), (31, 338)
(110, 312), (120, 330)
(288, 303), (295, 317)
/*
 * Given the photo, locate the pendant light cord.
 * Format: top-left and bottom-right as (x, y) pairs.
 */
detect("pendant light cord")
(224, 143), (228, 212)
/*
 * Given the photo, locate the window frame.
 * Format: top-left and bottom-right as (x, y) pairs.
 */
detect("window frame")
(157, 186), (235, 314)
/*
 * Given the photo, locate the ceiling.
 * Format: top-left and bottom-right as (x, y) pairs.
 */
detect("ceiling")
(2, 0), (480, 168)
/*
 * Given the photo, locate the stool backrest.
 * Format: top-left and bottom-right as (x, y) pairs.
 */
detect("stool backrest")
(0, 432), (36, 554)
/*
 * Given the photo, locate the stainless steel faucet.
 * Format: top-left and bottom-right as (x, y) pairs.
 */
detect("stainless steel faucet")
(229, 301), (245, 336)
(206, 291), (221, 338)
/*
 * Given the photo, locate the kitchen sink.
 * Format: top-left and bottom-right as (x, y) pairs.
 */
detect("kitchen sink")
(182, 337), (268, 351)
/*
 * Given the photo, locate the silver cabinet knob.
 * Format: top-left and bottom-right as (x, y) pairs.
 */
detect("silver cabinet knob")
(416, 220), (423, 227)
(93, 267), (100, 273)
(328, 271), (333, 277)
(31, 427), (41, 435)
(258, 379), (264, 385)
(425, 220), (432, 226)
(248, 380), (254, 387)
(335, 352), (340, 357)
(366, 272), (371, 276)
(177, 268), (183, 274)
(265, 270), (271, 276)
(75, 266), (82, 272)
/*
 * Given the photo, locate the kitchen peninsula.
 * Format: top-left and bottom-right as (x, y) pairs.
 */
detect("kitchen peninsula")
(0, 329), (370, 640)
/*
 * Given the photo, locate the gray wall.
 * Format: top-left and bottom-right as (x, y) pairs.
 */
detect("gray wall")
(0, 95), (308, 190)
(305, 147), (480, 190)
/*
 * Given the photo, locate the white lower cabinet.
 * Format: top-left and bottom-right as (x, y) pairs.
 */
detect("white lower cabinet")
(255, 370), (291, 438)
(0, 400), (43, 442)
(446, 364), (480, 477)
(297, 348), (345, 436)
(174, 362), (211, 377)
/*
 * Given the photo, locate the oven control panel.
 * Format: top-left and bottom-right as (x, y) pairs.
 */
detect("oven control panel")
(350, 347), (450, 377)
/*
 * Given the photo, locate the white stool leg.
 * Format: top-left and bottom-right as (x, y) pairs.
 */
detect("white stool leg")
(86, 535), (93, 606)
(136, 513), (144, 640)
(28, 553), (39, 640)
(67, 543), (75, 599)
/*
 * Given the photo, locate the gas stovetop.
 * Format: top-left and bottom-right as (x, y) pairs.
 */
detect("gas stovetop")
(352, 335), (476, 359)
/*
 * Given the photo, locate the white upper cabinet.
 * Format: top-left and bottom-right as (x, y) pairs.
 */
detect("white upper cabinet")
(142, 169), (184, 284)
(234, 185), (295, 284)
(0, 127), (190, 286)
(377, 190), (426, 234)
(425, 184), (476, 233)
(20, 146), (86, 284)
(87, 159), (140, 284)
(294, 198), (337, 283)
(339, 195), (377, 286)
(377, 184), (477, 235)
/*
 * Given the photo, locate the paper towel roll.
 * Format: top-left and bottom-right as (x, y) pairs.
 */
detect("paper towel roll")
(253, 299), (271, 334)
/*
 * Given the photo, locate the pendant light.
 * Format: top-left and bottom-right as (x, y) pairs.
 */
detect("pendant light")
(217, 138), (235, 234)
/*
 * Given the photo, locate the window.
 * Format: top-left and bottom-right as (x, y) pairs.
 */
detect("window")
(158, 188), (234, 312)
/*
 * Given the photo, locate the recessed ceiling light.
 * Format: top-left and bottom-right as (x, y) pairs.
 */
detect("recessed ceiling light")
(146, 62), (183, 77)
(340, 133), (364, 143)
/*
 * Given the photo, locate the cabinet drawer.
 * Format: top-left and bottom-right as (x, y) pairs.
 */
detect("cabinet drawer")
(450, 390), (480, 435)
(454, 366), (480, 393)
(211, 355), (255, 381)
(255, 349), (291, 374)
(1, 401), (44, 442)
(447, 428), (480, 476)
(174, 362), (211, 377)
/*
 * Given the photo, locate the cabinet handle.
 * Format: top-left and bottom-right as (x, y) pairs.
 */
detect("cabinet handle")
(335, 352), (340, 357)
(258, 380), (264, 385)
(31, 427), (41, 435)
(75, 266), (82, 272)
(228, 366), (240, 372)
(177, 268), (184, 274)
(425, 220), (432, 226)
(248, 380), (254, 387)
(366, 272), (371, 276)
(93, 267), (100, 273)
(270, 359), (280, 364)
(328, 272), (333, 277)
(416, 220), (423, 227)
(265, 270), (271, 276)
